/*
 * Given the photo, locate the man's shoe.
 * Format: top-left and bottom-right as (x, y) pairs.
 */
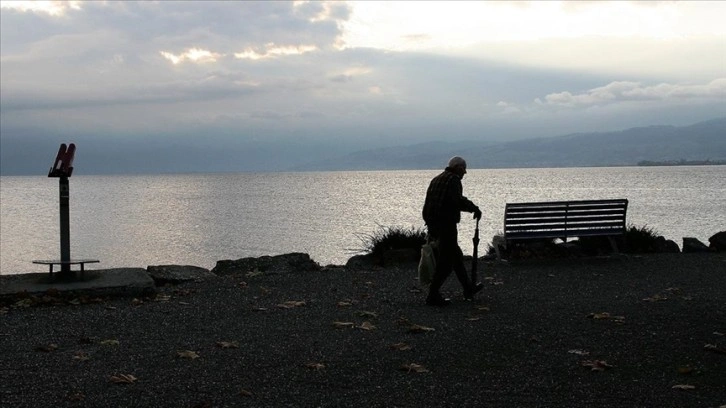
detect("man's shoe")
(464, 282), (485, 300)
(426, 296), (452, 307)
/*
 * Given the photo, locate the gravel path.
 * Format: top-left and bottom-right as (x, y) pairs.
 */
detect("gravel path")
(1, 253), (725, 407)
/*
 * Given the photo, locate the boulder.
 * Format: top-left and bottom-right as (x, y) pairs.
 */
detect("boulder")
(345, 253), (376, 270)
(682, 237), (711, 253)
(212, 253), (321, 276)
(708, 231), (726, 251)
(382, 248), (419, 266)
(654, 236), (680, 253)
(147, 265), (216, 285)
(662, 239), (681, 253)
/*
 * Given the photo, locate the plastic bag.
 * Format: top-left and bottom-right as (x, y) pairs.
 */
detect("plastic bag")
(418, 240), (437, 285)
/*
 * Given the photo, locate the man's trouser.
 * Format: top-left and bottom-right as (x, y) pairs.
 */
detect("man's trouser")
(427, 222), (470, 297)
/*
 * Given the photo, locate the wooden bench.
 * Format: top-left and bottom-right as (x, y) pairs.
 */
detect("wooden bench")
(503, 199), (628, 253)
(32, 259), (100, 277)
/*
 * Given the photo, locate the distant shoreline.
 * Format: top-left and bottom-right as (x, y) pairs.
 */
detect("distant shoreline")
(637, 159), (726, 166)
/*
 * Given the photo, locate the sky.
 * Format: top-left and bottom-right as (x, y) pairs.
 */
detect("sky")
(1, 1), (725, 173)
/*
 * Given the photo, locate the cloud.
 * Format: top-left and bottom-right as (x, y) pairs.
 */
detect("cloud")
(537, 79), (726, 108)
(160, 48), (224, 65)
(234, 44), (318, 61)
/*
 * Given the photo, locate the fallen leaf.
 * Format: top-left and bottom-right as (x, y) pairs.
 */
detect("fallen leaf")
(178, 301), (190, 305)
(357, 310), (378, 318)
(390, 342), (412, 351)
(246, 270), (262, 277)
(305, 362), (325, 370)
(337, 301), (353, 307)
(357, 321), (376, 331)
(0, 307), (9, 314)
(251, 307), (268, 312)
(333, 321), (355, 329)
(216, 341), (239, 349)
(177, 350), (200, 359)
(239, 389), (253, 397)
(154, 294), (171, 302)
(13, 299), (32, 308)
(466, 316), (482, 321)
(475, 306), (490, 312)
(67, 392), (85, 401)
(677, 365), (694, 375)
(73, 351), (90, 361)
(105, 306), (118, 310)
(643, 294), (667, 302)
(587, 312), (625, 322)
(110, 374), (137, 384)
(714, 332), (725, 336)
(704, 344), (726, 354)
(672, 384), (696, 390)
(408, 324), (435, 333)
(100, 339), (120, 346)
(400, 363), (429, 373)
(35, 343), (58, 352)
(568, 349), (590, 356)
(581, 360), (613, 371)
(68, 298), (81, 305)
(131, 298), (143, 306)
(277, 300), (306, 309)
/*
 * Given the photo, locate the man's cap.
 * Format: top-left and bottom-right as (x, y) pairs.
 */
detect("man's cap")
(448, 156), (467, 168)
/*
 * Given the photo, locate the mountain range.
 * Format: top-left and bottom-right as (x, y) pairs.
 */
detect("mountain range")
(1, 118), (724, 175)
(291, 117), (726, 171)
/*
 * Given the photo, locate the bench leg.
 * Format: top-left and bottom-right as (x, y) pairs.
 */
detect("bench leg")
(608, 236), (619, 254)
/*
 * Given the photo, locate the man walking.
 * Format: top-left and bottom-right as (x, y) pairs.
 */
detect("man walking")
(422, 156), (484, 306)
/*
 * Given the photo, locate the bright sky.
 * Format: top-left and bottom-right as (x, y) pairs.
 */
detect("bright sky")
(1, 1), (725, 172)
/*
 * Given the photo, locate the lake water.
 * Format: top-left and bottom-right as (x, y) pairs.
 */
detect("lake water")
(1, 166), (724, 275)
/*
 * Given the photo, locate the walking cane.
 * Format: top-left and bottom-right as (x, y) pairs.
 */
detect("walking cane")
(471, 218), (480, 284)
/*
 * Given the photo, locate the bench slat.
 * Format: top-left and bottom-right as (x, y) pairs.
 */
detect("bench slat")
(506, 228), (624, 240)
(506, 199), (628, 207)
(505, 214), (627, 225)
(506, 221), (626, 232)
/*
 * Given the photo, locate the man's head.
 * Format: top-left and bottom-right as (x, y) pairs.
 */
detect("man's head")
(447, 156), (467, 177)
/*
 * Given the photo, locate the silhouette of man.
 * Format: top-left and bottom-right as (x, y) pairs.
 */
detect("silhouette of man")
(422, 156), (483, 306)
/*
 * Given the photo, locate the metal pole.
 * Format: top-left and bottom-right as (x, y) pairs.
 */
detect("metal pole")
(59, 176), (71, 274)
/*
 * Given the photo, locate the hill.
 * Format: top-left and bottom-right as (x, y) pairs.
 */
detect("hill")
(292, 117), (726, 171)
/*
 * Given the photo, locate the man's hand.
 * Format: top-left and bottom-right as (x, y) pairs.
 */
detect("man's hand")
(473, 207), (482, 220)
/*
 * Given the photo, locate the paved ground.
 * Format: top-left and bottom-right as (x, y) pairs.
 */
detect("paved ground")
(1, 253), (725, 407)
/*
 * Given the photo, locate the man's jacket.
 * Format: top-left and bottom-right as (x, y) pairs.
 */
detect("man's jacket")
(422, 167), (477, 226)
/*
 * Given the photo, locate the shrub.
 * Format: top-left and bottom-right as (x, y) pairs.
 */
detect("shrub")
(354, 225), (427, 259)
(623, 224), (662, 253)
(577, 224), (662, 255)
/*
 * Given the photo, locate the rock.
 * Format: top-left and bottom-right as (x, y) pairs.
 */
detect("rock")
(147, 265), (216, 285)
(682, 237), (711, 253)
(654, 236), (680, 253)
(708, 231), (726, 251)
(662, 239), (681, 253)
(382, 248), (419, 266)
(345, 253), (376, 270)
(0, 268), (155, 299)
(212, 253), (321, 276)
